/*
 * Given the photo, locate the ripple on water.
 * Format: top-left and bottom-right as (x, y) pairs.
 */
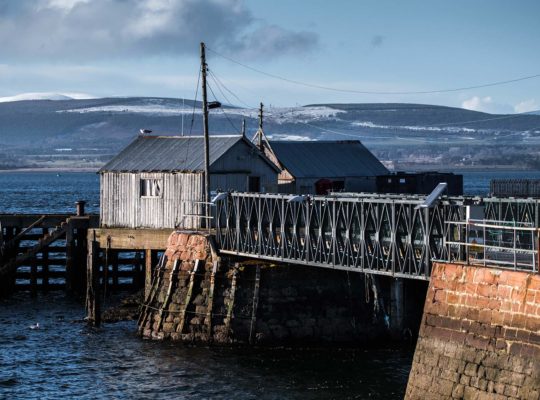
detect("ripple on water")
(1, 284), (412, 399)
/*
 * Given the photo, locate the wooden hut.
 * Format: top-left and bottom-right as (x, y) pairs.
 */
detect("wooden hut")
(99, 135), (279, 229)
(263, 140), (388, 194)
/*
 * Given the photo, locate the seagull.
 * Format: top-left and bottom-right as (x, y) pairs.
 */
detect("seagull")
(139, 129), (152, 135)
(29, 322), (40, 330)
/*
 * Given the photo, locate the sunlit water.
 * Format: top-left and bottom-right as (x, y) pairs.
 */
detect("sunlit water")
(1, 170), (539, 399)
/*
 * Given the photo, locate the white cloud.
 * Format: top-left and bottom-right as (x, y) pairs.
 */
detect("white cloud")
(42, 0), (91, 11)
(514, 99), (540, 114)
(0, 0), (318, 61)
(461, 96), (513, 114)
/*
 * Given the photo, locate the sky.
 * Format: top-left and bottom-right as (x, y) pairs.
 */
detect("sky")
(0, 0), (539, 113)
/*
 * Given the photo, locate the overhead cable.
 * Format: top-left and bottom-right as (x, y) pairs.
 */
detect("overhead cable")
(207, 47), (540, 95)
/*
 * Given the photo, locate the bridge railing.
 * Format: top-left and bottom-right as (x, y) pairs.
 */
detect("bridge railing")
(443, 219), (539, 273)
(214, 193), (465, 280)
(484, 198), (540, 227)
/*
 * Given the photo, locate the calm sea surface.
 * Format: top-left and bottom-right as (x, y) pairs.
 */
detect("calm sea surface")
(1, 170), (539, 399)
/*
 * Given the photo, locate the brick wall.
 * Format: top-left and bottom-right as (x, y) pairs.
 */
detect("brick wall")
(406, 262), (540, 399)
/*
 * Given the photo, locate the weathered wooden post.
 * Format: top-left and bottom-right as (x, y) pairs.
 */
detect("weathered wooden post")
(111, 249), (119, 290)
(0, 226), (17, 296)
(66, 201), (88, 294)
(86, 231), (101, 327)
(42, 227), (49, 292)
(30, 257), (37, 297)
(249, 265), (261, 344)
(75, 200), (86, 217)
(65, 220), (75, 292)
(144, 250), (153, 299)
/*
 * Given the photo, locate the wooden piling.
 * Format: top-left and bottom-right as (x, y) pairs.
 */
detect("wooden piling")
(42, 227), (49, 292)
(177, 260), (199, 335)
(249, 265), (261, 344)
(30, 257), (37, 297)
(65, 222), (74, 292)
(111, 249), (119, 290)
(224, 265), (238, 337)
(75, 225), (89, 294)
(205, 263), (218, 339)
(145, 250), (152, 299)
(86, 234), (101, 327)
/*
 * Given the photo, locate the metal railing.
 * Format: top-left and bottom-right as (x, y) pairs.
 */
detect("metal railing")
(444, 219), (539, 272)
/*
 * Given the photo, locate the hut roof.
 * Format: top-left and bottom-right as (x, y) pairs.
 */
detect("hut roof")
(100, 135), (274, 173)
(268, 140), (388, 178)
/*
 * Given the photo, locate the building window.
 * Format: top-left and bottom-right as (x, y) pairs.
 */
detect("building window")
(140, 178), (162, 197)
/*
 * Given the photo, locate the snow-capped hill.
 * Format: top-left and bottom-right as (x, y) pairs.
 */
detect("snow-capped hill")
(0, 92), (94, 103)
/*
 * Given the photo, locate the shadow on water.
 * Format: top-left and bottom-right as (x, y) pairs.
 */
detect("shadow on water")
(0, 293), (412, 399)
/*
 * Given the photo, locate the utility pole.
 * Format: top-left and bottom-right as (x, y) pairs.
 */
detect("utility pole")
(257, 102), (263, 150)
(200, 42), (210, 228)
(242, 118), (246, 138)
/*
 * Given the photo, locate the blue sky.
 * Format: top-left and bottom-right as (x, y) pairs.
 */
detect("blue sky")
(0, 0), (538, 113)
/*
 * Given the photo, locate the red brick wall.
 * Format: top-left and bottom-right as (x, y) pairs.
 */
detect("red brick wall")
(406, 262), (540, 400)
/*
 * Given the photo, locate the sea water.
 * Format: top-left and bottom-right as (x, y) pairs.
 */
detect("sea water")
(1, 170), (539, 399)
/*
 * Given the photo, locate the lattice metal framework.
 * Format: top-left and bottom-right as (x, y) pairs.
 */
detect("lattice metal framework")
(484, 198), (540, 226)
(215, 193), (465, 280)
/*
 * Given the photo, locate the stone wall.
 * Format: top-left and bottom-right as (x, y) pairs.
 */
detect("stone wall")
(406, 262), (540, 400)
(138, 231), (425, 345)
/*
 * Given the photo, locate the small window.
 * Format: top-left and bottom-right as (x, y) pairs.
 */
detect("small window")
(140, 178), (162, 197)
(399, 178), (406, 184)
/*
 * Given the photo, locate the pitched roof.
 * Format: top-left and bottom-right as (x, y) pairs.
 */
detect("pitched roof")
(100, 135), (243, 172)
(269, 140), (388, 178)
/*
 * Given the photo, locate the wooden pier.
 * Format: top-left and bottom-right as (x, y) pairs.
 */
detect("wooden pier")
(0, 203), (167, 297)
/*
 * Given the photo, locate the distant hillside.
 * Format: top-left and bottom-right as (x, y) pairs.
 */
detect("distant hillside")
(1, 97), (539, 170)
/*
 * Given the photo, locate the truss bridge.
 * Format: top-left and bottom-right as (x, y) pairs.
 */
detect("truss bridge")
(214, 193), (540, 280)
(214, 193), (471, 280)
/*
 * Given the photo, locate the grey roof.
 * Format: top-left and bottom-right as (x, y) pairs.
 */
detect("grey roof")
(269, 140), (388, 178)
(100, 135), (243, 172)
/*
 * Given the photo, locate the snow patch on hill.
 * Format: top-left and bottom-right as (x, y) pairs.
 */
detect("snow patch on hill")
(0, 92), (94, 103)
(62, 104), (195, 115)
(351, 121), (477, 133)
(60, 103), (345, 123)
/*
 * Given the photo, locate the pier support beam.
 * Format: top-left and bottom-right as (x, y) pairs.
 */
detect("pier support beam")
(145, 250), (153, 299)
(86, 235), (101, 327)
(390, 278), (404, 335)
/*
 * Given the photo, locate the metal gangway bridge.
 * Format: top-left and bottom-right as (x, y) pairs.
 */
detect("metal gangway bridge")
(213, 193), (540, 280)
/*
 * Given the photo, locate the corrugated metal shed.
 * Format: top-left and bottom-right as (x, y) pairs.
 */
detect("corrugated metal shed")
(100, 135), (243, 172)
(269, 140), (388, 178)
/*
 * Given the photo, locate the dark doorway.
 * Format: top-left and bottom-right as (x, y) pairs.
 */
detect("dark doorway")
(248, 176), (261, 192)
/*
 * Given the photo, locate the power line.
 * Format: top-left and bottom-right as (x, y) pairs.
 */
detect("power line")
(206, 81), (242, 134)
(207, 47), (540, 95)
(208, 69), (258, 110)
(189, 68), (201, 136)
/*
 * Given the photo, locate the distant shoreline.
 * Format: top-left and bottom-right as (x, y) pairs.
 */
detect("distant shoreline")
(1, 166), (540, 174)
(0, 167), (100, 173)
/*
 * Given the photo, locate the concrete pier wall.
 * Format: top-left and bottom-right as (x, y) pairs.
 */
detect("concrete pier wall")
(406, 262), (540, 400)
(138, 232), (427, 345)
